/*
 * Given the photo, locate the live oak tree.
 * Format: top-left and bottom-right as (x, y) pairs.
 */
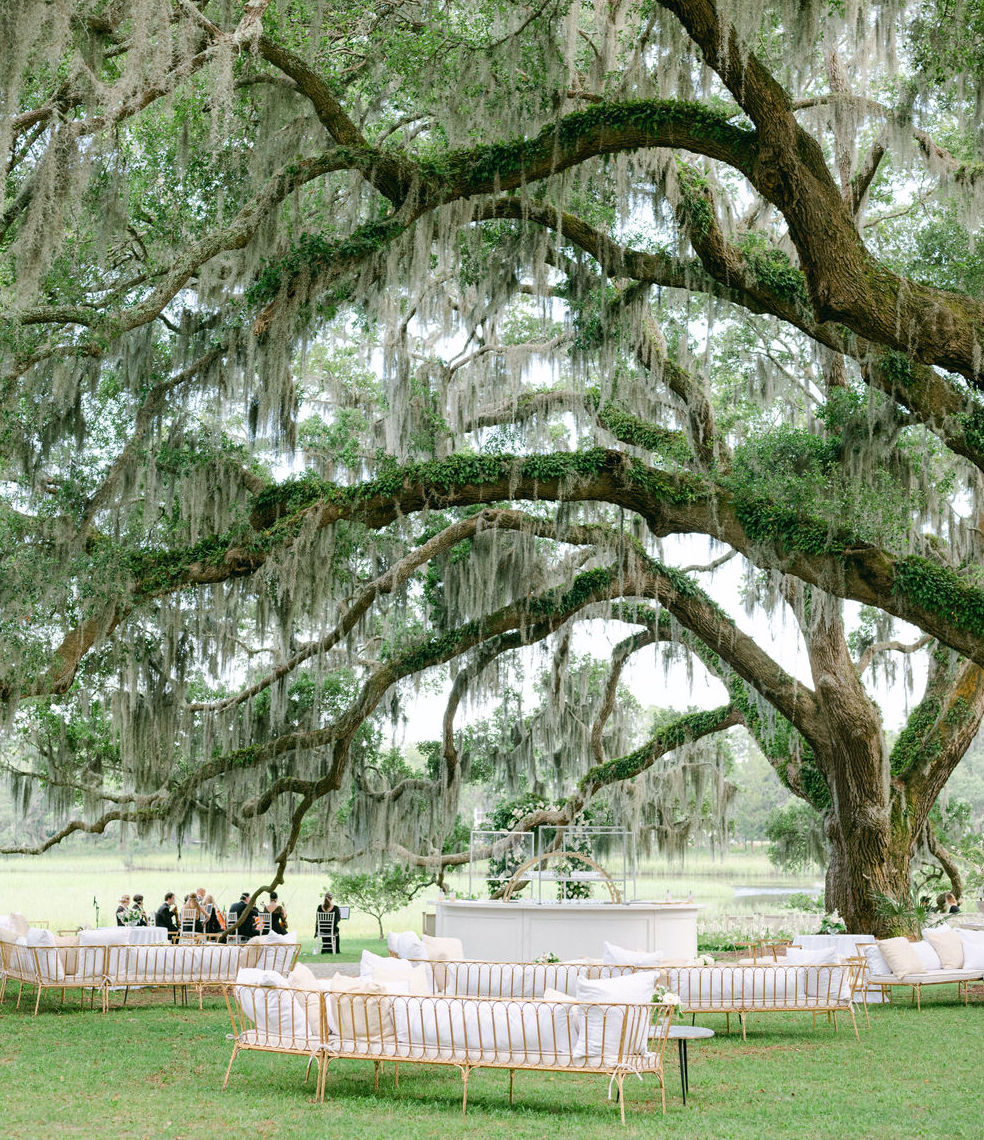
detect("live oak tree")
(4, 1), (984, 934)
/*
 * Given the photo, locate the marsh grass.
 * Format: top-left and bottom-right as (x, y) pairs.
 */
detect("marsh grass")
(0, 983), (980, 1139)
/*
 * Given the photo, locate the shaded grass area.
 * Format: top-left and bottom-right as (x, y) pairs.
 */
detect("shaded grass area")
(0, 984), (981, 1139)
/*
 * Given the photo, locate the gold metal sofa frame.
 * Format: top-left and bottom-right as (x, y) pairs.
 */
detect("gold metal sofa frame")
(224, 983), (675, 1125)
(0, 939), (299, 1013)
(855, 942), (983, 1011)
(660, 963), (866, 1039)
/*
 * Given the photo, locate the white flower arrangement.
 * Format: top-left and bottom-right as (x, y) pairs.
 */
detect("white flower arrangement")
(695, 953), (715, 966)
(653, 985), (681, 1006)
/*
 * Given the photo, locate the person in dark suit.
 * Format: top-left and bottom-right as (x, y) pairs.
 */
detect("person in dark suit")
(227, 892), (259, 941)
(155, 892), (179, 937)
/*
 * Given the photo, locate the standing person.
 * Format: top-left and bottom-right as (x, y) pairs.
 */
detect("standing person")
(315, 892), (341, 954)
(115, 895), (131, 926)
(267, 892), (288, 936)
(155, 892), (179, 938)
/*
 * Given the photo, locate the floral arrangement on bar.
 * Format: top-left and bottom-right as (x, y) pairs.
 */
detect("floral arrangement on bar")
(533, 950), (560, 964)
(818, 910), (846, 934)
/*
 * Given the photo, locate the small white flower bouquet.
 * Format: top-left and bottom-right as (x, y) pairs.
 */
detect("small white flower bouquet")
(695, 953), (715, 966)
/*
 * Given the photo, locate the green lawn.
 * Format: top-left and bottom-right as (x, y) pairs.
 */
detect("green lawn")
(0, 984), (980, 1139)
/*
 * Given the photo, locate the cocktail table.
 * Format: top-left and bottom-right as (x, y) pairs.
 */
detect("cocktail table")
(666, 1024), (714, 1104)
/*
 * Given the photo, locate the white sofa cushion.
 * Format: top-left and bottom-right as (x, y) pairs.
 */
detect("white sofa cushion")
(79, 928), (131, 946)
(360, 951), (429, 994)
(784, 947), (837, 966)
(234, 969), (314, 1046)
(601, 941), (663, 967)
(442, 961), (536, 999)
(26, 928), (56, 947)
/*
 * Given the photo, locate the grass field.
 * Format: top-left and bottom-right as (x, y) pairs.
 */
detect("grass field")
(0, 983), (980, 1139)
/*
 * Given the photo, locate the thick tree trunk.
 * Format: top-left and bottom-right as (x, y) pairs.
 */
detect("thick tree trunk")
(824, 808), (914, 936)
(801, 603), (917, 935)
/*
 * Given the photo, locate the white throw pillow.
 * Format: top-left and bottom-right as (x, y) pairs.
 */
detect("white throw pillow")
(324, 974), (394, 1041)
(363, 950), (431, 993)
(572, 971), (658, 1060)
(601, 940), (663, 967)
(876, 937), (924, 980)
(421, 933), (464, 961)
(6, 913), (29, 939)
(34, 947), (67, 983)
(288, 962), (318, 988)
(25, 928), (56, 947)
(957, 930), (984, 971)
(387, 930), (427, 960)
(860, 944), (892, 977)
(286, 963), (323, 1036)
(923, 928), (964, 970)
(910, 940), (942, 972)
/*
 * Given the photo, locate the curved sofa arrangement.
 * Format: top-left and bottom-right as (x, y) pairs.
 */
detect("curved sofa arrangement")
(0, 920), (299, 1014)
(225, 964), (675, 1124)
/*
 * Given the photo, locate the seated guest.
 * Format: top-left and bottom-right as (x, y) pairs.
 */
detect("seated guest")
(315, 892), (342, 954)
(267, 891), (288, 936)
(130, 895), (147, 926)
(116, 894), (131, 926)
(227, 892), (259, 941)
(155, 892), (179, 936)
(183, 892), (206, 933)
(202, 894), (224, 937)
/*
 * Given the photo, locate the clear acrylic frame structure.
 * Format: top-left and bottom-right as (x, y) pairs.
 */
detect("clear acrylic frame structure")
(468, 826), (637, 902)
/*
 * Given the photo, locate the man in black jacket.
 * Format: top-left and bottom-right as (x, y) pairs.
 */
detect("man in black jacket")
(155, 892), (179, 938)
(227, 892), (258, 941)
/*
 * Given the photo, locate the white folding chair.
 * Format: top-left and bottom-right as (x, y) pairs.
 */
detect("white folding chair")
(316, 912), (337, 953)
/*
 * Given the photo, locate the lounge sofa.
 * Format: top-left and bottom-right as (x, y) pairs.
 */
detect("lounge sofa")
(0, 923), (299, 1013)
(224, 966), (674, 1124)
(659, 963), (865, 1039)
(857, 927), (984, 1010)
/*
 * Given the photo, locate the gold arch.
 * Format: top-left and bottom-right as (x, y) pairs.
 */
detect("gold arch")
(502, 849), (621, 903)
